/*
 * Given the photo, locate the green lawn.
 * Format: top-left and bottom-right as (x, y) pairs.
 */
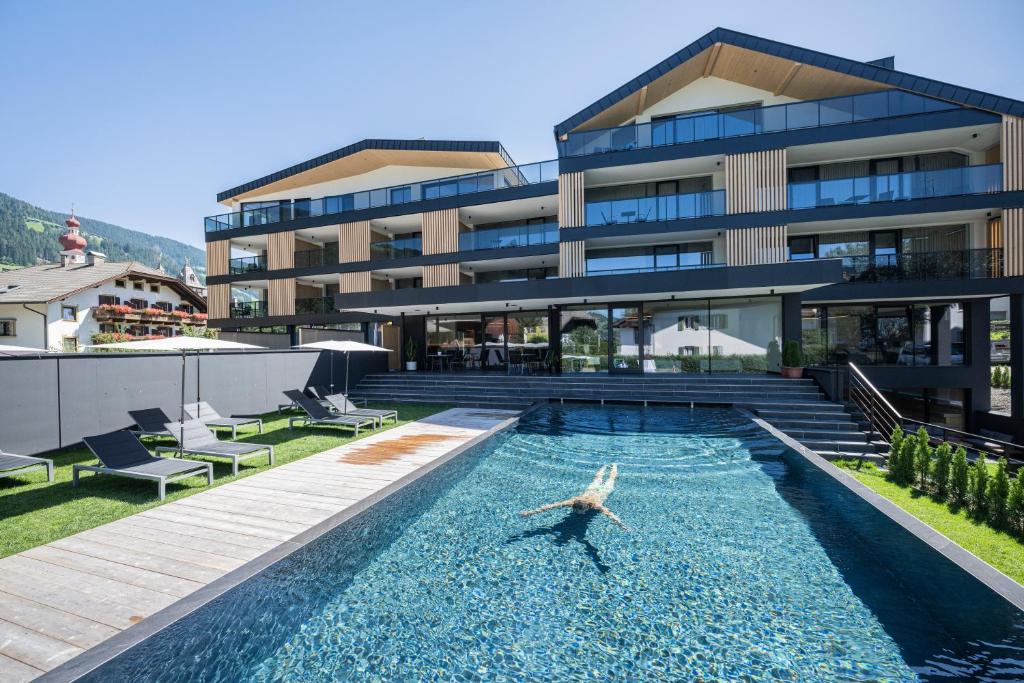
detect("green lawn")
(835, 460), (1024, 584)
(0, 403), (449, 559)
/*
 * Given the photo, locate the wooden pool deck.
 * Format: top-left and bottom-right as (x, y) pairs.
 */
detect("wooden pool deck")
(0, 407), (521, 682)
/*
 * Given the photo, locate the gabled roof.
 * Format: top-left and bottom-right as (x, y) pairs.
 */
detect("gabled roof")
(553, 27), (1024, 137)
(0, 261), (206, 308)
(217, 139), (516, 204)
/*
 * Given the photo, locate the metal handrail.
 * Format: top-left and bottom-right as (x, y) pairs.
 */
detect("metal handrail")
(847, 362), (1022, 462)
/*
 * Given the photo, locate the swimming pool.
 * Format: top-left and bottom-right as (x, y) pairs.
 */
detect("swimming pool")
(77, 405), (1024, 681)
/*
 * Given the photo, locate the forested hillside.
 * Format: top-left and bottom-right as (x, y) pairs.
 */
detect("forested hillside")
(0, 192), (205, 281)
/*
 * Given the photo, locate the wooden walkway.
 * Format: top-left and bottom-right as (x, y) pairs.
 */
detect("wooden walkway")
(0, 408), (520, 681)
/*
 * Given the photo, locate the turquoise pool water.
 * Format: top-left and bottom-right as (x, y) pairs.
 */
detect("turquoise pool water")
(82, 406), (1024, 681)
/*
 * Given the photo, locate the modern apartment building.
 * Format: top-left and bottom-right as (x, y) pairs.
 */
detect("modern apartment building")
(204, 28), (1024, 436)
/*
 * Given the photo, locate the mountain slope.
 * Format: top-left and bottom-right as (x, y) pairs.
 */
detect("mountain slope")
(0, 192), (205, 282)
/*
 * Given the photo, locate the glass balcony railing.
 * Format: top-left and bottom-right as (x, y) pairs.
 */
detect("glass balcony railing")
(585, 190), (725, 226)
(459, 222), (559, 251)
(205, 160), (559, 233)
(228, 255), (267, 275)
(370, 235), (423, 261)
(295, 297), (334, 315)
(585, 259), (724, 277)
(788, 164), (1002, 209)
(836, 248), (1004, 283)
(560, 90), (959, 157)
(230, 300), (267, 319)
(294, 246), (338, 269)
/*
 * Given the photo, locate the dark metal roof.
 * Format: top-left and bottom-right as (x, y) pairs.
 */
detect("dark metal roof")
(553, 27), (1024, 137)
(216, 139), (514, 203)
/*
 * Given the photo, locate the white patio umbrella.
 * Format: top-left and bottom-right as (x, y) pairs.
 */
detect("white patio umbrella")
(293, 339), (391, 397)
(0, 344), (48, 356)
(88, 336), (265, 451)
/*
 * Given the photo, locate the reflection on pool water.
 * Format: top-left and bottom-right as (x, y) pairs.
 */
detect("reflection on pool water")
(82, 405), (1024, 681)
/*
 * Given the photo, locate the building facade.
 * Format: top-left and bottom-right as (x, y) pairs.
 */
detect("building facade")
(204, 28), (1024, 435)
(0, 214), (208, 351)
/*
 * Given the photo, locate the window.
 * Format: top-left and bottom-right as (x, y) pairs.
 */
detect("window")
(98, 295), (120, 306)
(128, 298), (147, 310)
(0, 319), (15, 337)
(677, 315), (702, 331)
(176, 303), (194, 314)
(390, 186), (412, 204)
(154, 302), (172, 312)
(62, 337), (78, 352)
(150, 284), (160, 294)
(61, 305), (78, 321)
(788, 236), (817, 261)
(114, 279), (126, 288)
(133, 281), (144, 291)
(680, 346), (699, 356)
(708, 314), (728, 330)
(99, 323), (117, 333)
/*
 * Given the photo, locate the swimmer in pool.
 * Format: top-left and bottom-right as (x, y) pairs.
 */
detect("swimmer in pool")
(520, 464), (629, 531)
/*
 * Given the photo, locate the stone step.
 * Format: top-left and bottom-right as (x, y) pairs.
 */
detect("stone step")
(360, 376), (819, 388)
(797, 439), (878, 453)
(763, 418), (857, 430)
(778, 428), (868, 441)
(353, 386), (827, 399)
(355, 382), (823, 396)
(814, 451), (886, 464)
(755, 407), (848, 419)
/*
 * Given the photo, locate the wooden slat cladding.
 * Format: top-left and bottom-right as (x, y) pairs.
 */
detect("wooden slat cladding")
(206, 283), (229, 319)
(989, 217), (1004, 249)
(558, 172), (585, 228)
(266, 231), (295, 270)
(559, 241), (586, 277)
(726, 226), (788, 266)
(206, 240), (230, 277)
(1004, 116), (1024, 191)
(1006, 209), (1024, 277)
(268, 278), (296, 316)
(423, 263), (461, 288)
(724, 149), (787, 214)
(339, 272), (371, 293)
(339, 221), (370, 263)
(422, 209), (460, 255)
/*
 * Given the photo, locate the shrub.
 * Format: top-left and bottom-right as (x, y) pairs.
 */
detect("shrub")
(990, 458), (1011, 528)
(1009, 476), (1024, 534)
(886, 426), (904, 477)
(914, 427), (932, 489)
(782, 340), (802, 368)
(949, 445), (969, 506)
(970, 454), (989, 517)
(898, 433), (918, 486)
(932, 442), (952, 497)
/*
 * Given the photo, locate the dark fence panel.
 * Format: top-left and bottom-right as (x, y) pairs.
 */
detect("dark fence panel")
(1, 358), (59, 454)
(0, 350), (389, 456)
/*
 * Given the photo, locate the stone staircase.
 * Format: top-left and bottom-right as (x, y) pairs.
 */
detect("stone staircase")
(350, 372), (884, 461)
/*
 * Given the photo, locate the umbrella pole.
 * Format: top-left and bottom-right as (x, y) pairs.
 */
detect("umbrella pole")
(344, 351), (350, 397)
(331, 350), (335, 394)
(179, 350), (186, 456)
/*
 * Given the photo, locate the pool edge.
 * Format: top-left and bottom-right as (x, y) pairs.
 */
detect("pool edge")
(37, 406), (536, 683)
(739, 407), (1024, 614)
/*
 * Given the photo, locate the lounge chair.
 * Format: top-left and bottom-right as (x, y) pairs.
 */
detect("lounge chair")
(312, 386), (366, 407)
(283, 390), (376, 435)
(159, 420), (273, 475)
(323, 394), (398, 428)
(74, 430), (212, 500)
(184, 401), (263, 438)
(128, 408), (176, 438)
(0, 449), (53, 483)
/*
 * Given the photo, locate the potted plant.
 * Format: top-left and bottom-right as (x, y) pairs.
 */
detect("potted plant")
(781, 340), (803, 379)
(405, 338), (418, 372)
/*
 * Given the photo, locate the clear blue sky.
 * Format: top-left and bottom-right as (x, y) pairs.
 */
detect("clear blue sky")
(1, 0), (1022, 249)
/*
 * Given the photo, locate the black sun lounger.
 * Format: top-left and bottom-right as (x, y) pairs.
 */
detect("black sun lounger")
(75, 430), (213, 500)
(323, 394), (397, 428)
(159, 420), (273, 476)
(0, 450), (53, 483)
(184, 401), (263, 438)
(128, 408), (176, 438)
(283, 390), (376, 435)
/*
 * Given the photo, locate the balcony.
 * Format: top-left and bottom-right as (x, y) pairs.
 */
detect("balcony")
(93, 304), (207, 325)
(230, 300), (268, 319)
(459, 222), (559, 251)
(370, 235), (423, 261)
(585, 190), (725, 226)
(560, 90), (959, 157)
(295, 297), (334, 315)
(835, 248), (1004, 283)
(229, 255), (267, 275)
(586, 258), (723, 277)
(787, 164), (1002, 209)
(294, 246), (338, 269)
(205, 160), (559, 233)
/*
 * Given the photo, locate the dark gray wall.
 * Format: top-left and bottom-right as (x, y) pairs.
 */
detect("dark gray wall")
(0, 350), (388, 456)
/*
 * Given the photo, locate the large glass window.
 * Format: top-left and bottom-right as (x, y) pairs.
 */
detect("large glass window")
(643, 301), (710, 373)
(559, 307), (609, 372)
(611, 307), (641, 371)
(426, 316), (482, 367)
(710, 298), (782, 373)
(482, 315), (506, 369)
(508, 311), (550, 373)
